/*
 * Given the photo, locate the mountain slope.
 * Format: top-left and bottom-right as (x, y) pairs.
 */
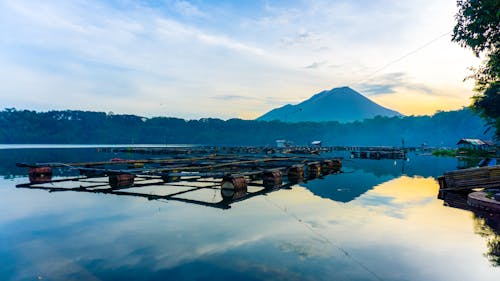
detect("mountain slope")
(257, 86), (402, 123)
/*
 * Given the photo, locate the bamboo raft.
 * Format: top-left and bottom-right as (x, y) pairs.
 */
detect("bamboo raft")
(103, 145), (415, 157)
(16, 154), (342, 209)
(437, 163), (500, 213)
(105, 146), (334, 156)
(438, 165), (500, 191)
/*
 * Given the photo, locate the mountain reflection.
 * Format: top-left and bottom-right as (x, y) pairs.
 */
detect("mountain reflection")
(1, 148), (499, 280)
(301, 154), (458, 203)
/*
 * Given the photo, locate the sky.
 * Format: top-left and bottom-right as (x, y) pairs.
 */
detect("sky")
(0, 0), (480, 120)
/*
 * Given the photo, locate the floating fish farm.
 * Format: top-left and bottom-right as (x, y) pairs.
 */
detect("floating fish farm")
(16, 152), (342, 209)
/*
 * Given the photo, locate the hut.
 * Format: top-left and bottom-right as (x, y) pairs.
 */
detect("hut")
(457, 139), (491, 151)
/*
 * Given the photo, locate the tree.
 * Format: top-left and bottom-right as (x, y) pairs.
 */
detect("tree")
(452, 0), (500, 139)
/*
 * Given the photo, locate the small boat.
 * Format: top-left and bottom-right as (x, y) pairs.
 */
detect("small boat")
(478, 158), (498, 167)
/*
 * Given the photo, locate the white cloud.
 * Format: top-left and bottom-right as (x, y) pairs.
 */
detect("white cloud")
(173, 0), (208, 18)
(0, 0), (482, 118)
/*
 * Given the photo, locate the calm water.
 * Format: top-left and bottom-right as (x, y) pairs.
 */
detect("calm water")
(1, 148), (499, 281)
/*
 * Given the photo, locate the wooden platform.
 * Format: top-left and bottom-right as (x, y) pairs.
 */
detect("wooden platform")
(16, 153), (343, 209)
(438, 165), (500, 191)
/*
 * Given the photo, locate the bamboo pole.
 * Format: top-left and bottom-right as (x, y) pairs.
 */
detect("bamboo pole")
(15, 155), (240, 168)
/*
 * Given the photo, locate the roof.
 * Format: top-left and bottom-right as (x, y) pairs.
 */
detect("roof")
(457, 138), (488, 146)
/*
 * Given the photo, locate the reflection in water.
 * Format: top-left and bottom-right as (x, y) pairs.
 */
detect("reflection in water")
(301, 154), (458, 203)
(16, 175), (300, 210)
(0, 148), (143, 179)
(457, 157), (484, 169)
(442, 190), (500, 267)
(301, 170), (393, 202)
(1, 148), (500, 280)
(474, 215), (500, 266)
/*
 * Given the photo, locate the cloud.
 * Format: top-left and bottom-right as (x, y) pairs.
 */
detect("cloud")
(0, 0), (284, 116)
(212, 95), (300, 107)
(263, 97), (303, 107)
(211, 95), (255, 101)
(314, 46), (330, 52)
(0, 0), (477, 118)
(172, 0), (208, 18)
(360, 84), (398, 95)
(154, 17), (266, 56)
(357, 72), (433, 95)
(304, 61), (327, 69)
(280, 29), (319, 47)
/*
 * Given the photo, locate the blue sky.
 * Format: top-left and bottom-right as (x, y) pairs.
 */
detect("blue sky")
(0, 0), (479, 119)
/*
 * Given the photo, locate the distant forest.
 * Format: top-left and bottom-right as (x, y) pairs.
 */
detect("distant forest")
(0, 108), (493, 147)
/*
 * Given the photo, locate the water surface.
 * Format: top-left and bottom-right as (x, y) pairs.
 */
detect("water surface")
(1, 148), (499, 281)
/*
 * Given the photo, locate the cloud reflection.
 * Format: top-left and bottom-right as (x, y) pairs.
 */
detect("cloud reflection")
(1, 174), (500, 280)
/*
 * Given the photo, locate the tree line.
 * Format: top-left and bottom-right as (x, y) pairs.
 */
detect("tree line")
(0, 108), (492, 147)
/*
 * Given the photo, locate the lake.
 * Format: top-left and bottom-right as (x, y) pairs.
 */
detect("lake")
(1, 147), (499, 281)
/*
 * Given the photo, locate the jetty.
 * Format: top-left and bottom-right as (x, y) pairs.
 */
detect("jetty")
(16, 153), (342, 209)
(101, 146), (334, 156)
(350, 149), (406, 160)
(438, 165), (500, 212)
(101, 145), (411, 160)
(438, 165), (500, 191)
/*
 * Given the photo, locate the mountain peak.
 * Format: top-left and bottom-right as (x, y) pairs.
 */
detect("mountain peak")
(257, 86), (402, 123)
(328, 86), (363, 95)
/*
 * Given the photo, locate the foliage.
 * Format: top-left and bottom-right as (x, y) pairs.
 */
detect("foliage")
(453, 0), (499, 55)
(452, 0), (500, 139)
(431, 148), (494, 158)
(471, 83), (500, 136)
(432, 149), (457, 157)
(0, 108), (492, 146)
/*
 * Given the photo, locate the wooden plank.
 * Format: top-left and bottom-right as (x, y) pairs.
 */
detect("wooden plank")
(441, 165), (500, 190)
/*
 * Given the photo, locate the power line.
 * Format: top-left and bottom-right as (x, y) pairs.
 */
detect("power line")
(358, 30), (452, 83)
(264, 196), (386, 281)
